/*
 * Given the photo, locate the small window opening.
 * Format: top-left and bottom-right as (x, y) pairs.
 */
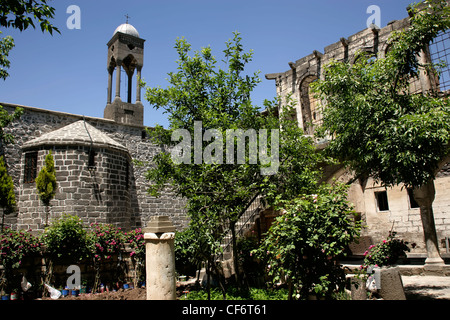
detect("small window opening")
(24, 152), (38, 183)
(124, 109), (134, 115)
(375, 191), (389, 211)
(88, 149), (96, 168)
(125, 161), (130, 188)
(127, 43), (135, 50)
(407, 188), (420, 209)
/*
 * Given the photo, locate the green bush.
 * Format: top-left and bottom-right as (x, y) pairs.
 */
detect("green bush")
(362, 231), (410, 269)
(0, 227), (42, 293)
(87, 222), (124, 262)
(236, 235), (265, 285)
(255, 183), (361, 299)
(174, 228), (202, 277)
(0, 227), (41, 269)
(42, 214), (88, 261)
(124, 227), (146, 284)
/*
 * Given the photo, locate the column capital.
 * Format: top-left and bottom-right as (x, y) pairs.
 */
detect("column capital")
(144, 232), (175, 240)
(143, 216), (176, 234)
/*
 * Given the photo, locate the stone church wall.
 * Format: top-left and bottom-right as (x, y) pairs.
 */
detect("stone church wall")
(1, 103), (188, 232)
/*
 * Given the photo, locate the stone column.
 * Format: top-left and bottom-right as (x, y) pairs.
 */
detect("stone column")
(413, 180), (445, 266)
(115, 60), (122, 99)
(144, 216), (176, 300)
(107, 68), (113, 104)
(136, 66), (142, 102)
(127, 72), (132, 103)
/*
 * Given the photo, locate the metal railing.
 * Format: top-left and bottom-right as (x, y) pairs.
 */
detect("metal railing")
(218, 193), (263, 261)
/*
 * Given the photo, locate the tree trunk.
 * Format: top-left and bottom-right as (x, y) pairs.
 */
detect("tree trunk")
(230, 221), (241, 286)
(413, 180), (444, 265)
(207, 257), (211, 300)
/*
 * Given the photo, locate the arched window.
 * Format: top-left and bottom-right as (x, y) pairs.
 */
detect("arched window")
(300, 75), (320, 135)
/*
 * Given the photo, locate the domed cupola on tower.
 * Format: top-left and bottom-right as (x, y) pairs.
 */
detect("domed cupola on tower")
(104, 20), (145, 126)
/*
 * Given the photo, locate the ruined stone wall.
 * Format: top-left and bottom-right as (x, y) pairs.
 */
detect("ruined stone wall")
(266, 14), (450, 254)
(1, 103), (187, 232)
(266, 17), (415, 136)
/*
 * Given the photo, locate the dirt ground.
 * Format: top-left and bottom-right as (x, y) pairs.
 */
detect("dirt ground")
(41, 287), (147, 300)
(37, 276), (450, 300)
(41, 283), (192, 300)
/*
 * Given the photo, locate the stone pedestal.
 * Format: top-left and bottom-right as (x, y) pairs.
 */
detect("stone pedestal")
(379, 267), (406, 300)
(144, 216), (176, 300)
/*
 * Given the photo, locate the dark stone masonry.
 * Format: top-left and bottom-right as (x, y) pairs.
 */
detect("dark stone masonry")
(1, 103), (187, 233)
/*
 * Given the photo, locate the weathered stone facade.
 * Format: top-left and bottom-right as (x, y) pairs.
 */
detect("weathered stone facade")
(266, 8), (450, 255)
(1, 103), (187, 233)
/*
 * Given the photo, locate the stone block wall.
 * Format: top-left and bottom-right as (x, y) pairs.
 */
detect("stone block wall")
(266, 9), (450, 254)
(1, 103), (187, 232)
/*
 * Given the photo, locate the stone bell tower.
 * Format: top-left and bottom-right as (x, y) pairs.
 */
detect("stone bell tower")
(104, 22), (145, 126)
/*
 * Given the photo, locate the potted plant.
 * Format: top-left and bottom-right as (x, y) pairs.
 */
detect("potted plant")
(1, 288), (9, 300)
(361, 231), (410, 270)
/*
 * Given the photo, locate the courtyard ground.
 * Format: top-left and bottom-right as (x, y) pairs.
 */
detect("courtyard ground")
(402, 275), (450, 300)
(38, 275), (450, 300)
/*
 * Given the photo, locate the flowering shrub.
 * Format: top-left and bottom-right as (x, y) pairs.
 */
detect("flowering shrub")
(255, 183), (361, 300)
(362, 231), (410, 269)
(88, 223), (124, 262)
(125, 228), (146, 284)
(125, 228), (145, 262)
(0, 227), (42, 269)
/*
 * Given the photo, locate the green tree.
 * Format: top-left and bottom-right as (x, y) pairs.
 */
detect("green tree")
(0, 32), (14, 81)
(0, 0), (59, 80)
(145, 33), (323, 297)
(1, 0), (57, 160)
(36, 151), (57, 226)
(0, 105), (23, 148)
(312, 0), (450, 264)
(0, 102), (23, 231)
(0, 156), (16, 231)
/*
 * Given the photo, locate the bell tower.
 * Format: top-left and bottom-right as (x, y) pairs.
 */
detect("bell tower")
(104, 21), (145, 126)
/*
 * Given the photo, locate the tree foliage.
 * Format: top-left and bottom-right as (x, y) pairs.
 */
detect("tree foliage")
(0, 33), (14, 81)
(0, 0), (59, 81)
(144, 33), (324, 294)
(36, 151), (57, 227)
(0, 105), (23, 146)
(42, 214), (88, 261)
(0, 0), (59, 34)
(0, 156), (16, 231)
(312, 0), (450, 188)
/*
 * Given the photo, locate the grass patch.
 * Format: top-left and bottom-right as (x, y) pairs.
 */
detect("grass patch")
(181, 286), (289, 300)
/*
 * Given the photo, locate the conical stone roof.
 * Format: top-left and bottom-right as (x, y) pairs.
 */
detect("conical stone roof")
(22, 120), (128, 153)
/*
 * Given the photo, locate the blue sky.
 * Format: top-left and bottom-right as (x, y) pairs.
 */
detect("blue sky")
(1, 0), (413, 128)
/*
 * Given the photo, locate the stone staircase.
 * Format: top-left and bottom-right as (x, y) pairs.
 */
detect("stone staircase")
(217, 195), (264, 277)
